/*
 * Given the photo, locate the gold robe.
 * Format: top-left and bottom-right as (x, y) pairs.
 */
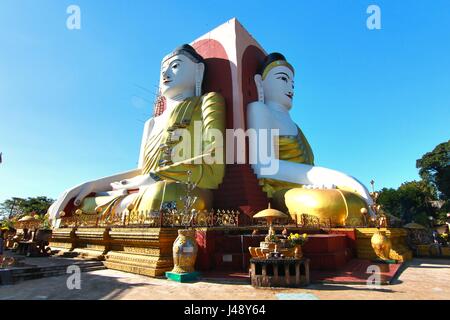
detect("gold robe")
(80, 92), (226, 220)
(141, 92), (225, 189)
(259, 126), (314, 199)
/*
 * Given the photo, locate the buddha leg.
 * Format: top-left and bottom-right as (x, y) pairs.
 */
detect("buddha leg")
(284, 188), (368, 226)
(78, 193), (139, 223)
(80, 195), (121, 214)
(78, 181), (212, 225)
(130, 180), (213, 213)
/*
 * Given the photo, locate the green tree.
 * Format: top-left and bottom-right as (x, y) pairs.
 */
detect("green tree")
(0, 197), (25, 220)
(416, 140), (450, 200)
(0, 196), (55, 220)
(377, 187), (401, 218)
(377, 180), (437, 224)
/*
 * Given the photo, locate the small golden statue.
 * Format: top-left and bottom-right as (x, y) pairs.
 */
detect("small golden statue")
(369, 180), (393, 261)
(371, 227), (392, 261)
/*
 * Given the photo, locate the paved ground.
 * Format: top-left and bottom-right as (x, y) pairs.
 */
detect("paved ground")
(0, 258), (449, 300)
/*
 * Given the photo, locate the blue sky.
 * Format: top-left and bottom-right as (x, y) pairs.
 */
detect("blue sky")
(0, 0), (449, 202)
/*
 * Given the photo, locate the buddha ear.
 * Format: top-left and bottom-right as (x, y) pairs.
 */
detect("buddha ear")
(195, 62), (205, 96)
(254, 74), (264, 103)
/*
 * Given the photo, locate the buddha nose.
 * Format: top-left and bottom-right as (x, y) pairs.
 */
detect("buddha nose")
(162, 68), (169, 79)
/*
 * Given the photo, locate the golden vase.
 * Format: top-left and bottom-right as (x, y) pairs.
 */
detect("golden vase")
(172, 229), (198, 273)
(371, 229), (392, 260)
(294, 245), (303, 259)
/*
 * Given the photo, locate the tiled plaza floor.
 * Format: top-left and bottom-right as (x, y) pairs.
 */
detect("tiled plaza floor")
(0, 258), (449, 300)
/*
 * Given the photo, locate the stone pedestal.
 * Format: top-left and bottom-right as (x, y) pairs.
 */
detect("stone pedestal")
(104, 228), (178, 277)
(250, 258), (310, 288)
(49, 227), (77, 255)
(72, 227), (110, 260)
(355, 228), (412, 262)
(165, 271), (200, 283)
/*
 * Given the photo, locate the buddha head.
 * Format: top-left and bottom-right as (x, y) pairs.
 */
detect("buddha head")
(160, 44), (205, 100)
(255, 52), (295, 111)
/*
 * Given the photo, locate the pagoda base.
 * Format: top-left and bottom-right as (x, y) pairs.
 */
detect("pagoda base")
(103, 227), (178, 277)
(104, 251), (174, 277)
(49, 227), (77, 256)
(70, 227), (110, 260)
(49, 226), (179, 277)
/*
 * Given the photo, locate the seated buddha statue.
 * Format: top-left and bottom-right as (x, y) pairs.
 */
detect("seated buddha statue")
(48, 44), (226, 225)
(247, 53), (374, 226)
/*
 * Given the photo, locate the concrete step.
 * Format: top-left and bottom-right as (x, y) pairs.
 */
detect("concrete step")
(13, 266), (106, 281)
(1, 261), (106, 285)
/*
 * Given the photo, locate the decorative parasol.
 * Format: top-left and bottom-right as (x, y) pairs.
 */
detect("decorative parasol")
(253, 203), (289, 226)
(403, 222), (426, 230)
(16, 215), (40, 229)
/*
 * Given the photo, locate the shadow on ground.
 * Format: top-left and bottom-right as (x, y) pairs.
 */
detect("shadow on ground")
(307, 283), (396, 293)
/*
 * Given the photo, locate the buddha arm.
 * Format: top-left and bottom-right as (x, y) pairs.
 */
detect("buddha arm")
(138, 117), (155, 169)
(49, 119), (155, 220)
(48, 167), (143, 220)
(72, 168), (142, 204)
(109, 118), (157, 191)
(155, 92), (226, 189)
(247, 101), (373, 208)
(76, 118), (157, 197)
(261, 160), (373, 206)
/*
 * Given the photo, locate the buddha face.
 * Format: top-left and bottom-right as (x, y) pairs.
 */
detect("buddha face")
(160, 54), (203, 99)
(262, 65), (295, 110)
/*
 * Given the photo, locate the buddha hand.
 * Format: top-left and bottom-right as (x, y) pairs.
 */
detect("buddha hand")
(110, 174), (155, 191)
(48, 181), (95, 220)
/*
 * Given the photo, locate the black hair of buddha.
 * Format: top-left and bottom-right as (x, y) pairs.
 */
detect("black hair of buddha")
(258, 52), (288, 75)
(172, 44), (205, 64)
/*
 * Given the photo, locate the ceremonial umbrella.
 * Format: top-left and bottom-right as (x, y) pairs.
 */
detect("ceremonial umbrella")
(16, 215), (40, 229)
(253, 203), (290, 226)
(403, 222), (426, 230)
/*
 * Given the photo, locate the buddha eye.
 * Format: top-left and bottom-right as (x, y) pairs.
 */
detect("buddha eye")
(277, 76), (288, 83)
(172, 63), (179, 70)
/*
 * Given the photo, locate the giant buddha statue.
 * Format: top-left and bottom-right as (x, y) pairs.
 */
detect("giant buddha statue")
(247, 53), (374, 226)
(48, 44), (226, 225)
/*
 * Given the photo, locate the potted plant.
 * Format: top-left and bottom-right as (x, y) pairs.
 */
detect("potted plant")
(287, 233), (308, 258)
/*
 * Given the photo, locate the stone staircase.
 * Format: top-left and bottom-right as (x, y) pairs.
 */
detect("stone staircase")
(49, 227), (179, 278)
(0, 259), (105, 285)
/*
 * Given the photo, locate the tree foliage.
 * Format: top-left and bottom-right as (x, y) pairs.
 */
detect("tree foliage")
(377, 180), (437, 225)
(416, 140), (450, 200)
(378, 140), (450, 226)
(0, 196), (55, 220)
